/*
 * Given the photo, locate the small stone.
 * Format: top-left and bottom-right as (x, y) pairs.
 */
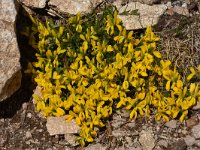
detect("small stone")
(172, 6), (190, 16)
(194, 140), (200, 147)
(83, 143), (107, 150)
(157, 140), (168, 148)
(116, 109), (131, 118)
(27, 112), (32, 118)
(139, 129), (155, 150)
(168, 139), (187, 150)
(38, 129), (43, 132)
(182, 3), (187, 8)
(111, 115), (126, 129)
(46, 116), (80, 135)
(182, 129), (188, 135)
(25, 140), (31, 145)
(126, 122), (136, 128)
(166, 8), (175, 15)
(112, 129), (127, 137)
(191, 124), (200, 139)
(22, 103), (28, 110)
(192, 101), (200, 110)
(165, 120), (177, 129)
(125, 136), (133, 147)
(166, 1), (172, 9)
(64, 134), (79, 146)
(184, 135), (196, 146)
(185, 0), (192, 4)
(25, 131), (32, 139)
(186, 117), (199, 128)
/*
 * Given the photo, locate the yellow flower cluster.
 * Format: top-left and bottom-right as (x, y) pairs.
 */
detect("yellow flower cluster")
(25, 9), (200, 146)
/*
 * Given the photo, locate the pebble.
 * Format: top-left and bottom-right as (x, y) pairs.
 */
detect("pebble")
(139, 129), (155, 150)
(186, 117), (199, 128)
(27, 112), (32, 118)
(25, 131), (32, 139)
(125, 136), (133, 147)
(64, 134), (79, 146)
(191, 124), (200, 139)
(84, 143), (107, 150)
(184, 135), (196, 146)
(126, 122), (136, 128)
(165, 120), (177, 129)
(167, 139), (187, 150)
(111, 119), (126, 129)
(157, 140), (168, 148)
(112, 129), (128, 137)
(22, 103), (28, 110)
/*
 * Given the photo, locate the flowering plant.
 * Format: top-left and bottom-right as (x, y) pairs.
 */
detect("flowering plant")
(25, 7), (200, 146)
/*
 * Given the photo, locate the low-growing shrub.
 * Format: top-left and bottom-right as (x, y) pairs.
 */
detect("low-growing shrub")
(24, 7), (200, 146)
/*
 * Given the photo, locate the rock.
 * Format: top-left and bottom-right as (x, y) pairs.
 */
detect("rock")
(172, 6), (190, 16)
(139, 129), (155, 150)
(0, 0), (22, 101)
(167, 139), (187, 150)
(46, 116), (80, 135)
(192, 101), (200, 110)
(64, 134), (79, 146)
(184, 135), (195, 146)
(125, 136), (133, 147)
(83, 143), (107, 150)
(116, 109), (131, 118)
(112, 128), (128, 137)
(157, 140), (168, 148)
(191, 124), (200, 139)
(114, 0), (161, 8)
(186, 117), (199, 128)
(116, 2), (167, 30)
(25, 131), (32, 139)
(164, 120), (177, 129)
(48, 0), (103, 15)
(18, 0), (47, 8)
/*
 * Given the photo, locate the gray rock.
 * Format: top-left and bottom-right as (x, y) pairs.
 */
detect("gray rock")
(64, 134), (79, 146)
(48, 0), (103, 15)
(172, 6), (190, 16)
(83, 143), (107, 150)
(46, 116), (80, 135)
(18, 0), (47, 8)
(167, 139), (187, 150)
(139, 129), (155, 150)
(116, 2), (167, 30)
(0, 0), (21, 101)
(184, 135), (196, 146)
(157, 140), (168, 148)
(192, 101), (200, 110)
(112, 128), (128, 137)
(164, 120), (177, 129)
(191, 124), (200, 139)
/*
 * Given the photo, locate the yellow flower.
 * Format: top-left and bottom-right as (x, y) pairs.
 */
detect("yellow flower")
(187, 67), (196, 81)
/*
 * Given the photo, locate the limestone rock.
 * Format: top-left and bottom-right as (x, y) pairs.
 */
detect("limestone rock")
(18, 0), (47, 8)
(0, 0), (21, 101)
(191, 124), (200, 139)
(139, 129), (155, 150)
(116, 2), (167, 30)
(48, 0), (103, 15)
(164, 120), (177, 129)
(46, 116), (80, 135)
(64, 134), (79, 146)
(83, 143), (107, 150)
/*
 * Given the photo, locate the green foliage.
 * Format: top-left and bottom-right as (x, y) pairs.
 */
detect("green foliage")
(24, 7), (200, 146)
